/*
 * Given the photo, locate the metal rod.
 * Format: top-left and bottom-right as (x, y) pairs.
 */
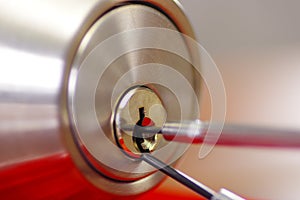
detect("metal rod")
(121, 120), (300, 148)
(141, 153), (215, 199)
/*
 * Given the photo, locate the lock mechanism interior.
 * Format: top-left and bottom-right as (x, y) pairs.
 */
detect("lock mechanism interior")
(113, 86), (166, 156)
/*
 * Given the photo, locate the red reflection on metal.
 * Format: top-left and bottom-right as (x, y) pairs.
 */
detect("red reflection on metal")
(0, 154), (202, 199)
(0, 154), (118, 199)
(142, 117), (154, 127)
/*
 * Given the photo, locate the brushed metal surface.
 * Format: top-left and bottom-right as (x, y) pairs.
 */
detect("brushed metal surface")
(67, 4), (200, 194)
(0, 0), (199, 196)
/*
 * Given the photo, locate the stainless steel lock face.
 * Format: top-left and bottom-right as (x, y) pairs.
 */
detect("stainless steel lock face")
(65, 1), (200, 196)
(0, 0), (201, 197)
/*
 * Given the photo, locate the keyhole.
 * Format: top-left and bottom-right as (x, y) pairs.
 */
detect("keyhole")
(132, 107), (158, 153)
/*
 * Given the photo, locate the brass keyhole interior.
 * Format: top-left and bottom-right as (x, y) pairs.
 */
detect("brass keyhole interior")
(113, 86), (167, 156)
(132, 107), (159, 153)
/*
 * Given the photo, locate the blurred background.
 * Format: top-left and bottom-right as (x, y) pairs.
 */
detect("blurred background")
(158, 0), (300, 199)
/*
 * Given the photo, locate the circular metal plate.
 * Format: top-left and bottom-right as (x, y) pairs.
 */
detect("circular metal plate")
(67, 3), (199, 196)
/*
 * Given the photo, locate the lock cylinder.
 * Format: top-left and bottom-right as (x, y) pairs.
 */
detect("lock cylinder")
(65, 1), (201, 197)
(0, 0), (200, 198)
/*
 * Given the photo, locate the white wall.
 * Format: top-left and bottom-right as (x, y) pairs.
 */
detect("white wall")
(166, 1), (300, 199)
